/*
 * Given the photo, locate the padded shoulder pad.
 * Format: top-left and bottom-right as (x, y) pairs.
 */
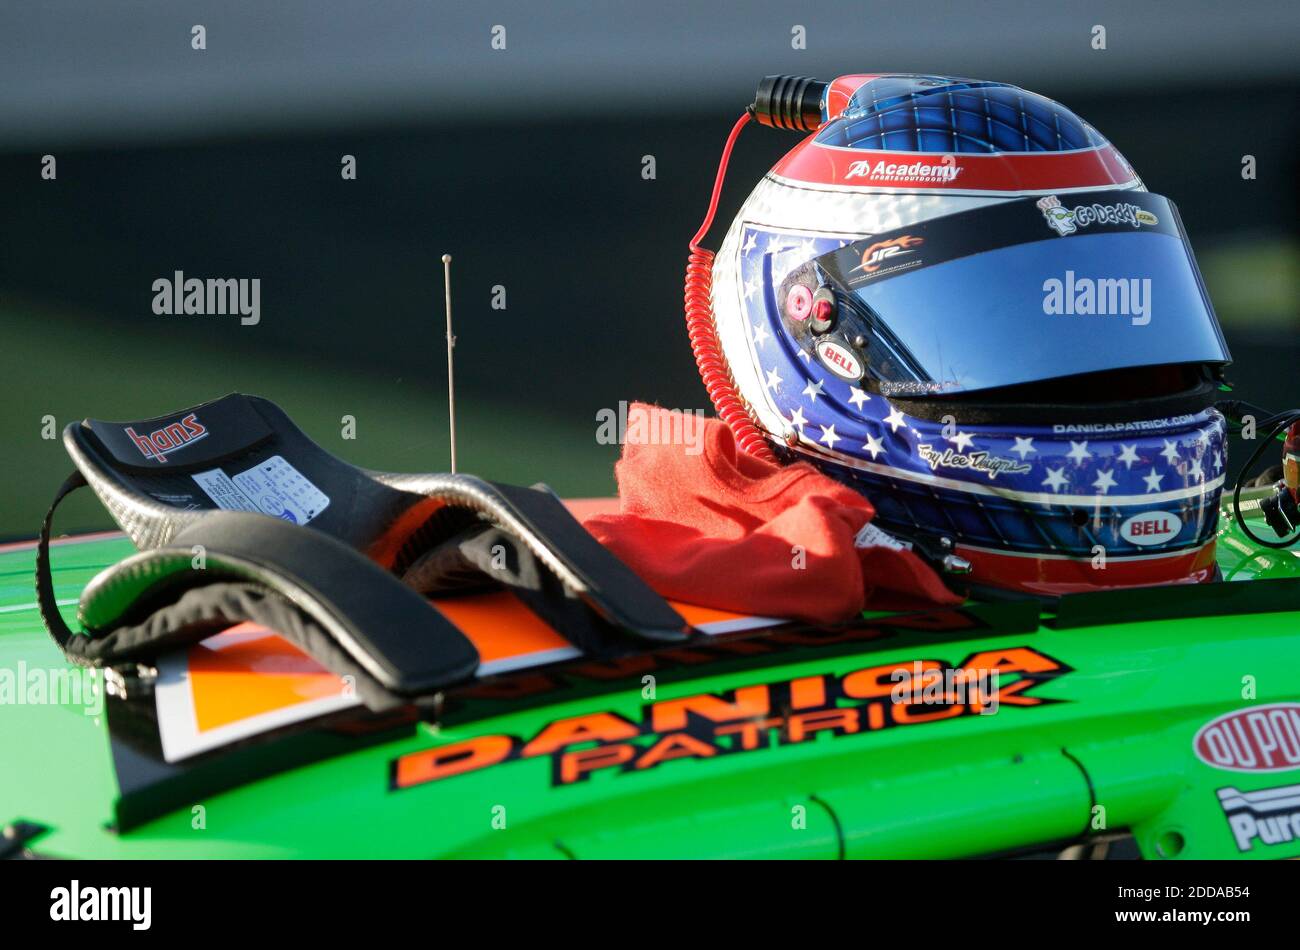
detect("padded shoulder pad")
(78, 511), (480, 695)
(377, 473), (689, 641)
(62, 392), (688, 643)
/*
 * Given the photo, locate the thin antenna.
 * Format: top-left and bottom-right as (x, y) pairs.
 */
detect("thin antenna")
(441, 253), (457, 473)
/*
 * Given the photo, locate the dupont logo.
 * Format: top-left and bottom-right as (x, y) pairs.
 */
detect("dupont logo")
(1119, 511), (1181, 546)
(1194, 703), (1300, 773)
(124, 413), (208, 463)
(1217, 783), (1300, 853)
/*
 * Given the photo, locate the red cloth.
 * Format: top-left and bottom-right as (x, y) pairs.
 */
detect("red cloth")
(583, 404), (961, 623)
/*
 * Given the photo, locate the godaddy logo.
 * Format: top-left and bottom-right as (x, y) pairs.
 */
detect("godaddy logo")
(1036, 194), (1156, 236)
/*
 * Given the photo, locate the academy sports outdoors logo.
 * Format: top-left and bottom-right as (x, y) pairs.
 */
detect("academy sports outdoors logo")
(851, 235), (924, 274)
(124, 413), (208, 463)
(1036, 194), (1158, 236)
(845, 159), (961, 184)
(1216, 783), (1300, 854)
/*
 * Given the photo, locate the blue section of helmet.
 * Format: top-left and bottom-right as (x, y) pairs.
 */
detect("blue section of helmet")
(739, 223), (1226, 559)
(817, 76), (1108, 154)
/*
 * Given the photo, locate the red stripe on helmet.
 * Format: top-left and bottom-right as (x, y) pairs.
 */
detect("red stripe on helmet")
(956, 541), (1218, 596)
(772, 139), (1138, 193)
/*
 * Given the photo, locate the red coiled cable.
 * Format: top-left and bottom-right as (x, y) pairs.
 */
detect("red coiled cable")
(685, 111), (779, 463)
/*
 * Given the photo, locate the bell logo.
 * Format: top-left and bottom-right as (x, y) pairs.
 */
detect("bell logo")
(1118, 511), (1181, 546)
(817, 340), (863, 381)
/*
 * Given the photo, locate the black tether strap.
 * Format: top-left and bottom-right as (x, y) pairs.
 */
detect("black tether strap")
(35, 471), (90, 664)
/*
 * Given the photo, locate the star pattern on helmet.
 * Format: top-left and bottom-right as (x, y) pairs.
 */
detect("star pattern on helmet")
(884, 406), (907, 433)
(763, 233), (789, 258)
(734, 224), (1229, 548)
(1042, 467), (1068, 492)
(948, 430), (974, 452)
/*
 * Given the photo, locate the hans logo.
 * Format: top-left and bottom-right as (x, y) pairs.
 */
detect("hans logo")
(852, 235), (923, 274)
(1195, 703), (1300, 773)
(1119, 511), (1181, 546)
(124, 413), (208, 464)
(817, 340), (863, 381)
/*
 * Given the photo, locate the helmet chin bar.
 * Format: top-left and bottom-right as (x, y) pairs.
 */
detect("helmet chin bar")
(888, 373), (1223, 426)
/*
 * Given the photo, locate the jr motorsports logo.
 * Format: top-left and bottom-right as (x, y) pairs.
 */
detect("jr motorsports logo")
(1217, 783), (1300, 854)
(1036, 194), (1158, 236)
(851, 235), (924, 275)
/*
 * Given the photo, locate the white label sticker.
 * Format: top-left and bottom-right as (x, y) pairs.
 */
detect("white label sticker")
(232, 455), (330, 525)
(192, 468), (260, 513)
(853, 521), (912, 552)
(192, 456), (330, 525)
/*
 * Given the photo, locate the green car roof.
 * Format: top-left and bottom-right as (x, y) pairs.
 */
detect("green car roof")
(2, 500), (1299, 859)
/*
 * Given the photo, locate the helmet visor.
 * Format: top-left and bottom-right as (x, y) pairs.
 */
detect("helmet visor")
(809, 190), (1230, 397)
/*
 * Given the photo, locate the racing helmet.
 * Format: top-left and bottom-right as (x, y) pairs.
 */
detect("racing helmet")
(702, 74), (1231, 594)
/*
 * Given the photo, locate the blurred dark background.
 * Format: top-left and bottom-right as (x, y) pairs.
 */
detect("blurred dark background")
(1, 1), (1297, 536)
